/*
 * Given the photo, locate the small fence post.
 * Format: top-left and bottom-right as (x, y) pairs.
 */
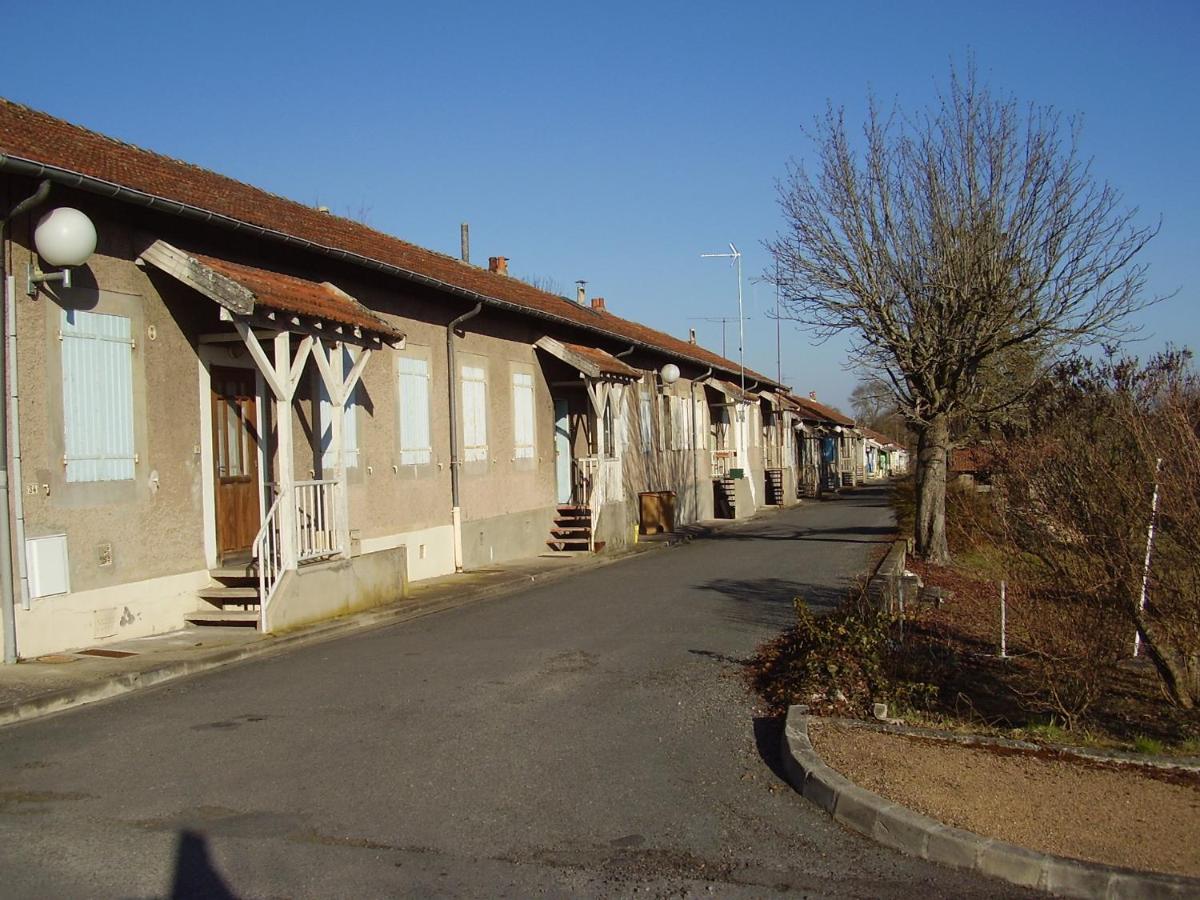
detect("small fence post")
(999, 580), (1008, 659)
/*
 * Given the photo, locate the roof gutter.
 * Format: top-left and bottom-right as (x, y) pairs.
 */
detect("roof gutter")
(447, 301), (482, 573)
(0, 154), (782, 390)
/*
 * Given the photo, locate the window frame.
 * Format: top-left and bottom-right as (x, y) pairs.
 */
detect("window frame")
(316, 345), (361, 472)
(397, 350), (433, 467)
(511, 369), (535, 461)
(60, 308), (137, 484)
(461, 361), (489, 464)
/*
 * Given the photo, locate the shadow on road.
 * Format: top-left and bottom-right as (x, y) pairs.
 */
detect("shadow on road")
(704, 523), (896, 545)
(752, 715), (792, 786)
(170, 830), (236, 899)
(694, 577), (846, 627)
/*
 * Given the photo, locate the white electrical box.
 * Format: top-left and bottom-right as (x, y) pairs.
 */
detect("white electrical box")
(26, 534), (70, 599)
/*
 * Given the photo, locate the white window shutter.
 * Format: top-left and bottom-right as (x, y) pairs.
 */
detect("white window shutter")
(61, 310), (135, 482)
(318, 346), (360, 470)
(512, 372), (534, 459)
(398, 356), (432, 465)
(639, 385), (652, 451)
(462, 365), (487, 462)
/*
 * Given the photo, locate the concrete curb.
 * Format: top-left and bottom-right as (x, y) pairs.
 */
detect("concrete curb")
(0, 534), (693, 730)
(781, 705), (1200, 899)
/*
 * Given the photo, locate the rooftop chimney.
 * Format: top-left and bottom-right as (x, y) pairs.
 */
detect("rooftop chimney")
(460, 223), (470, 263)
(488, 256), (508, 276)
(591, 296), (606, 311)
(688, 328), (697, 345)
(576, 280), (587, 305)
(809, 391), (817, 400)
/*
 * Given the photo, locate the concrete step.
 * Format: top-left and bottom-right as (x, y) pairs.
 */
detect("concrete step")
(197, 586), (259, 603)
(546, 539), (590, 549)
(184, 609), (259, 626)
(209, 565), (257, 581)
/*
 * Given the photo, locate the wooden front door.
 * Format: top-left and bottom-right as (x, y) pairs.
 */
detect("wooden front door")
(211, 366), (261, 560)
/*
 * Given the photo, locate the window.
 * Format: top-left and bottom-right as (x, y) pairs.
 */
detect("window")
(668, 395), (691, 451)
(512, 371), (534, 459)
(639, 383), (652, 451)
(660, 394), (671, 450)
(601, 396), (615, 458)
(462, 364), (488, 462)
(398, 355), (431, 465)
(61, 310), (135, 482)
(318, 346), (360, 470)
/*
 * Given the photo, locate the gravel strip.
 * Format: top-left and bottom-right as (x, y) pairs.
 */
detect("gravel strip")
(809, 720), (1200, 878)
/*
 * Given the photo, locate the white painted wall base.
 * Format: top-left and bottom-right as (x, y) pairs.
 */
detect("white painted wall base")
(14, 568), (212, 659)
(358, 524), (455, 583)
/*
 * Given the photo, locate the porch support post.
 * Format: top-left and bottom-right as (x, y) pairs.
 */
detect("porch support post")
(328, 342), (348, 558)
(313, 338), (372, 560)
(273, 331), (298, 570)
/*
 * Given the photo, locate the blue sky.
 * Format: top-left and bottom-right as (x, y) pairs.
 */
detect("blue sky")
(8, 1), (1198, 412)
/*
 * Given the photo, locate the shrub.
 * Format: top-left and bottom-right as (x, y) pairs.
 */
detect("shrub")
(997, 350), (1200, 709)
(747, 597), (934, 717)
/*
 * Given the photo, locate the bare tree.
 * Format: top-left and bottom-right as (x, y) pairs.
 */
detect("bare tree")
(520, 273), (565, 297)
(849, 377), (890, 424)
(998, 350), (1200, 709)
(766, 64), (1159, 562)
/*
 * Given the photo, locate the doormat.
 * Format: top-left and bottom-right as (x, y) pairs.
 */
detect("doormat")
(35, 654), (79, 664)
(76, 648), (138, 658)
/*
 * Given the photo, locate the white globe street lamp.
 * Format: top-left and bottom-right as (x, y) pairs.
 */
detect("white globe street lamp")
(28, 207), (97, 295)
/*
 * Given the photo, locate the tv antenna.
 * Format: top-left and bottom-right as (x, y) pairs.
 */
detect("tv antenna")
(687, 315), (749, 358)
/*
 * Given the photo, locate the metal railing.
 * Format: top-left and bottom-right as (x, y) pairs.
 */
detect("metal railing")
(574, 457), (600, 552)
(711, 449), (736, 478)
(295, 479), (342, 562)
(253, 492), (285, 631)
(252, 479), (344, 630)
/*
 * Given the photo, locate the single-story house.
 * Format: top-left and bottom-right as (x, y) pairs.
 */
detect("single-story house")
(0, 98), (798, 659)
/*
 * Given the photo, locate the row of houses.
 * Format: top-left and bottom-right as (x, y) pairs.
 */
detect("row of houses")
(0, 98), (904, 660)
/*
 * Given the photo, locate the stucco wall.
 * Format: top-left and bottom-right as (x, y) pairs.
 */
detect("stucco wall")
(263, 545), (408, 634)
(13, 196), (210, 604)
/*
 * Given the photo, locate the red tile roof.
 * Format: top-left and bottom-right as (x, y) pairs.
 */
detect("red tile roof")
(951, 445), (995, 474)
(787, 394), (855, 427)
(860, 425), (904, 448)
(560, 342), (640, 378)
(0, 98), (782, 388)
(190, 253), (403, 339)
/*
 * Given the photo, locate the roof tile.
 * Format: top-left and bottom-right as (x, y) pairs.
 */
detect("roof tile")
(190, 253), (402, 339)
(0, 98), (782, 388)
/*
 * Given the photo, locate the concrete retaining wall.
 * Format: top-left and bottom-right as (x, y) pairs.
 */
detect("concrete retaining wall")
(264, 546), (408, 633)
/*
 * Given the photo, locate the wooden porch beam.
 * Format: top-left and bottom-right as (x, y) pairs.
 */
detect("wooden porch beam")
(236, 321), (287, 400)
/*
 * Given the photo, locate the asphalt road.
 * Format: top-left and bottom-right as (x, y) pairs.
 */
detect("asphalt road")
(0, 485), (1022, 898)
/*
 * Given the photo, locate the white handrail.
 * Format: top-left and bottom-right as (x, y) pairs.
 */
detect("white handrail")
(711, 449), (735, 478)
(295, 478), (342, 562)
(253, 491), (285, 631)
(575, 457), (600, 553)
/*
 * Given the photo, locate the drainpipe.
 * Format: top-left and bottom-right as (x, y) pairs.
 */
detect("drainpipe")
(446, 301), (482, 573)
(615, 344), (635, 360)
(692, 367), (712, 522)
(0, 179), (50, 664)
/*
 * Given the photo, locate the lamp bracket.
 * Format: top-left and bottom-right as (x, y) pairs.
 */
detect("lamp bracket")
(27, 261), (72, 297)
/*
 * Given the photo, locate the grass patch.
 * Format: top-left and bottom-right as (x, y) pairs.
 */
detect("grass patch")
(1134, 735), (1167, 755)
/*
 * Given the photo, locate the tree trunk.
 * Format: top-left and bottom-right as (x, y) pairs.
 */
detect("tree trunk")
(1133, 613), (1197, 710)
(914, 414), (951, 564)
